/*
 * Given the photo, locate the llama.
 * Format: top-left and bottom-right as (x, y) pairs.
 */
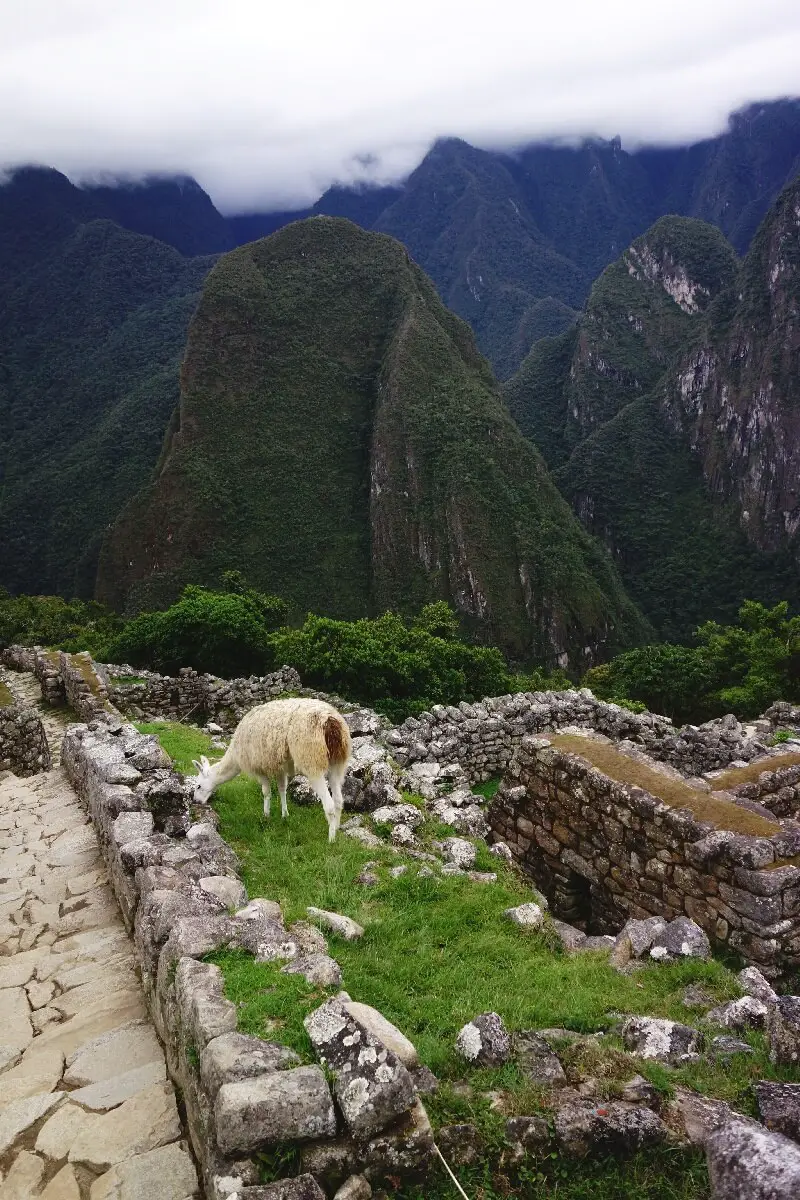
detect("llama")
(191, 698), (352, 842)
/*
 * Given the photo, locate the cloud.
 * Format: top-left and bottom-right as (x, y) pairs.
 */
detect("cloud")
(1, 0), (799, 210)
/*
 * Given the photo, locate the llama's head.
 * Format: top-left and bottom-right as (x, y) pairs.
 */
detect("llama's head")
(191, 755), (215, 804)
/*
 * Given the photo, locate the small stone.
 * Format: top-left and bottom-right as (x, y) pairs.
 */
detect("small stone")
(436, 1123), (483, 1166)
(710, 1036), (754, 1060)
(552, 920), (587, 951)
(504, 902), (545, 930)
(282, 954), (343, 987)
(488, 841), (513, 864)
(389, 865), (407, 878)
(707, 996), (768, 1030)
(215, 1066), (337, 1154)
(682, 984), (715, 1010)
(342, 1001), (419, 1068)
(356, 869), (379, 887)
(200, 1032), (302, 1098)
(389, 824), (418, 847)
(738, 966), (778, 1005)
(199, 876), (248, 909)
(333, 1176), (372, 1200)
(622, 1017), (703, 1064)
(650, 917), (711, 961)
(515, 1031), (568, 1086)
(88, 1143), (199, 1200)
(455, 1012), (511, 1067)
(441, 838), (476, 869)
(756, 1081), (800, 1142)
(371, 804), (423, 829)
(768, 996), (800, 1066)
(621, 1075), (662, 1108)
(306, 907), (364, 941)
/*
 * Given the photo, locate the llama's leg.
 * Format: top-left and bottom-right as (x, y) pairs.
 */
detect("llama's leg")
(257, 776), (272, 818)
(278, 773), (289, 819)
(328, 764), (346, 835)
(309, 775), (337, 842)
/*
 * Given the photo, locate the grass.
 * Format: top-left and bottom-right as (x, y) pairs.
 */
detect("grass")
(712, 752), (800, 791)
(549, 734), (780, 837)
(0, 681), (14, 708)
(144, 720), (800, 1199)
(473, 777), (502, 802)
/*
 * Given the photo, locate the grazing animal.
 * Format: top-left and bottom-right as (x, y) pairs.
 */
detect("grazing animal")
(192, 698), (352, 841)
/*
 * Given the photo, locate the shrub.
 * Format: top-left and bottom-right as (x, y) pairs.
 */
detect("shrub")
(107, 585), (275, 677)
(0, 589), (122, 658)
(272, 608), (509, 722)
(584, 600), (800, 725)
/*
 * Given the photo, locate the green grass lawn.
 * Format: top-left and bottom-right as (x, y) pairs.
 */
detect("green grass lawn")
(141, 720), (798, 1199)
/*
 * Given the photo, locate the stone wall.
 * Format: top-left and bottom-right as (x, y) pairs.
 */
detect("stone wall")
(60, 649), (117, 721)
(388, 691), (769, 783)
(34, 647), (65, 706)
(721, 761), (800, 820)
(62, 714), (432, 1199)
(488, 735), (800, 980)
(0, 694), (51, 776)
(105, 662), (304, 728)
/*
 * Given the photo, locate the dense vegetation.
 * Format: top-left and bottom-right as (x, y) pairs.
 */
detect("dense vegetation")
(97, 217), (646, 665)
(0, 168), (213, 597)
(586, 601), (800, 725)
(505, 214), (800, 641)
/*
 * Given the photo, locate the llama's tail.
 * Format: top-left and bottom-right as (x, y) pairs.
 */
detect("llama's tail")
(324, 715), (351, 765)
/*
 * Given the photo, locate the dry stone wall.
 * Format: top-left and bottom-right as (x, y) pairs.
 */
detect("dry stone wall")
(105, 663), (304, 728)
(0, 691), (51, 776)
(387, 691), (770, 784)
(488, 736), (800, 980)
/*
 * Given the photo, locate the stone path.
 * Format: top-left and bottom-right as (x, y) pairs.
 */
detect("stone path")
(0, 670), (200, 1199)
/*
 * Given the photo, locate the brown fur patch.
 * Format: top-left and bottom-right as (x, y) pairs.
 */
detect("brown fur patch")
(324, 715), (350, 764)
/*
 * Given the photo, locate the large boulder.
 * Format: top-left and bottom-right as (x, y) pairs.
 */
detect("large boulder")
(649, 917), (711, 962)
(215, 1066), (337, 1154)
(304, 999), (416, 1139)
(555, 1100), (670, 1158)
(756, 1081), (800, 1143)
(768, 997), (800, 1066)
(706, 1120), (800, 1199)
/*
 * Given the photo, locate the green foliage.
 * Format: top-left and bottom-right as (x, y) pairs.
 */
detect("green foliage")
(0, 170), (212, 596)
(771, 729), (795, 745)
(107, 585), (275, 677)
(0, 588), (122, 657)
(272, 609), (509, 722)
(586, 601), (800, 724)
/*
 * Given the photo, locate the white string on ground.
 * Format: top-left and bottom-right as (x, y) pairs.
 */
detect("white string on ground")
(433, 1141), (473, 1200)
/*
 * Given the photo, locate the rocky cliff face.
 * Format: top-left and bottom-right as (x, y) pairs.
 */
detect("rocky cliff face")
(663, 177), (800, 556)
(97, 218), (646, 664)
(505, 213), (799, 640)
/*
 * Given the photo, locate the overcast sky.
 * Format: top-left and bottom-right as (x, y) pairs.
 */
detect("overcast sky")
(1, 0), (799, 211)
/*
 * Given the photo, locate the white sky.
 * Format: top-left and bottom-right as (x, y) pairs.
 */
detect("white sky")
(1, 0), (799, 211)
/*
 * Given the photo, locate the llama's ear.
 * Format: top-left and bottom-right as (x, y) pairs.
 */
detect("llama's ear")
(200, 755), (211, 771)
(191, 759), (201, 772)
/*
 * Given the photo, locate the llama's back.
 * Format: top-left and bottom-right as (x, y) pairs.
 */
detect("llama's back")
(231, 698), (350, 779)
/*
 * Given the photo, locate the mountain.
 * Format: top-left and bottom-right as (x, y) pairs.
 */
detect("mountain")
(223, 100), (800, 378)
(505, 202), (800, 641)
(0, 167), (214, 597)
(85, 175), (233, 256)
(96, 217), (647, 664)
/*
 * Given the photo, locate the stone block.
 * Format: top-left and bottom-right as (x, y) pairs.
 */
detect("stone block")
(215, 1066), (336, 1154)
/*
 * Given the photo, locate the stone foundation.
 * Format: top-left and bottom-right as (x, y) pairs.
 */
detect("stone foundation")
(488, 735), (800, 980)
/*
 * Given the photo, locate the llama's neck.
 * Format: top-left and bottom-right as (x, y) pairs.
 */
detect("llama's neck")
(211, 747), (241, 787)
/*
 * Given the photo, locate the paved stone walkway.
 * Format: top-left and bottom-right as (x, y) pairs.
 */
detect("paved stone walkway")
(0, 670), (200, 1199)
